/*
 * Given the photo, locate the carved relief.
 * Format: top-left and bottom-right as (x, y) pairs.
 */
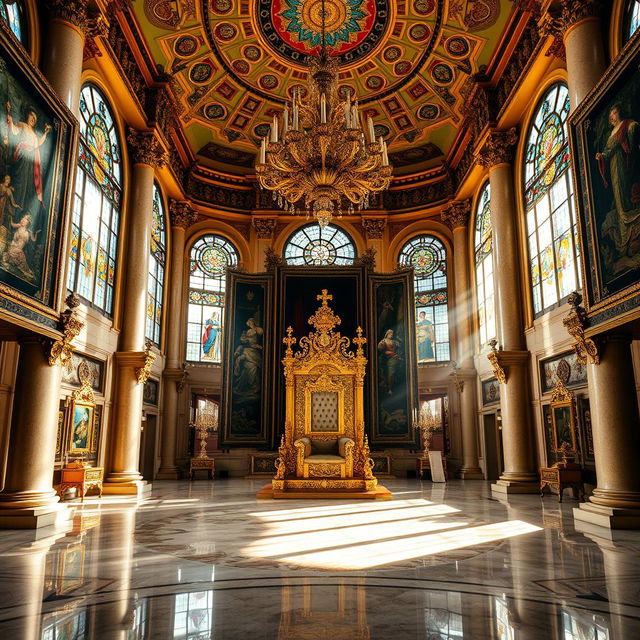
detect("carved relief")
(487, 339), (507, 384)
(252, 217), (277, 239)
(46, 0), (91, 29)
(49, 294), (84, 367)
(135, 339), (156, 384)
(562, 292), (600, 365)
(169, 200), (198, 229)
(361, 218), (386, 239)
(441, 199), (471, 229)
(476, 128), (518, 168)
(127, 129), (167, 168)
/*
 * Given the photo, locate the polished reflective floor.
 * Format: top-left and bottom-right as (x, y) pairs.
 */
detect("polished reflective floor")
(1, 479), (639, 639)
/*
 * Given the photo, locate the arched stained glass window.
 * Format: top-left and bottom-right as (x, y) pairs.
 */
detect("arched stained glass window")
(398, 235), (450, 363)
(186, 234), (238, 363)
(626, 0), (640, 40)
(146, 184), (166, 345)
(284, 223), (356, 265)
(67, 84), (122, 314)
(0, 1), (24, 43)
(475, 183), (496, 347)
(524, 83), (581, 316)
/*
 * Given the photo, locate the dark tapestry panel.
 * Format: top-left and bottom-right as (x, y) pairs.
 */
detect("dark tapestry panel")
(368, 272), (418, 446)
(220, 272), (273, 446)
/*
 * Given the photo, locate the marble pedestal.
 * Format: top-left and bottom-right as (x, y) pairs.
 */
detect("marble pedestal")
(573, 502), (640, 531)
(102, 480), (152, 498)
(0, 503), (73, 529)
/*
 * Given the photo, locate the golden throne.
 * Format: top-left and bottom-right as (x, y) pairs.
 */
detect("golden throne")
(257, 290), (391, 500)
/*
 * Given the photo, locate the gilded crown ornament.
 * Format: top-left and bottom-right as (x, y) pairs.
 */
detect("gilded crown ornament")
(255, 0), (392, 228)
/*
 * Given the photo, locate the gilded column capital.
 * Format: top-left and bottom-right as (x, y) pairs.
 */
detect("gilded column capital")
(361, 217), (386, 239)
(476, 128), (518, 168)
(83, 14), (109, 61)
(559, 0), (602, 31)
(441, 199), (471, 230)
(169, 200), (199, 229)
(46, 0), (91, 29)
(562, 291), (600, 365)
(126, 128), (167, 169)
(252, 217), (277, 239)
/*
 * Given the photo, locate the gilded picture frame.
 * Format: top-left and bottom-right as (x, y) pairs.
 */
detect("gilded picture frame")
(67, 400), (94, 454)
(551, 401), (577, 455)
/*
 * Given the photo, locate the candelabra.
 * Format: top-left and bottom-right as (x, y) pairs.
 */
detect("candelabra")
(414, 403), (440, 461)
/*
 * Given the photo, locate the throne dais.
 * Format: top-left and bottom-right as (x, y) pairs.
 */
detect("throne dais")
(257, 290), (392, 500)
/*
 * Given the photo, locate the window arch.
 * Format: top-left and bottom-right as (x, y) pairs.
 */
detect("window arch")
(524, 83), (581, 316)
(186, 234), (238, 362)
(625, 0), (640, 41)
(0, 0), (25, 44)
(474, 183), (496, 347)
(146, 184), (166, 345)
(398, 235), (450, 363)
(67, 84), (122, 314)
(283, 223), (356, 266)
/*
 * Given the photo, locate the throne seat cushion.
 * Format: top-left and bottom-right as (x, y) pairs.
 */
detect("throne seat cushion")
(306, 454), (344, 463)
(310, 439), (338, 456)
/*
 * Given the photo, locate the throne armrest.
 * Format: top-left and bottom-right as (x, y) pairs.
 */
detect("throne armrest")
(294, 437), (311, 458)
(338, 437), (355, 459)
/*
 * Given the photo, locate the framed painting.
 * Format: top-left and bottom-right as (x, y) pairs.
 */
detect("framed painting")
(570, 33), (640, 325)
(68, 401), (94, 454)
(57, 544), (85, 594)
(551, 401), (577, 454)
(0, 20), (77, 325)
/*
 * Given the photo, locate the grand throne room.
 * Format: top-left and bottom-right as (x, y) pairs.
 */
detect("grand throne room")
(0, 0), (639, 638)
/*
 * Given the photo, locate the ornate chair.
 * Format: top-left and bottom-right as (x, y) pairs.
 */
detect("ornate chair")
(258, 290), (391, 499)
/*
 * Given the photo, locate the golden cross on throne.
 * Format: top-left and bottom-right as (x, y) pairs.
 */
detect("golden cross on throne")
(317, 289), (333, 306)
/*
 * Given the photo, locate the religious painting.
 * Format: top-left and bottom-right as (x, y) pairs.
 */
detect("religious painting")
(369, 272), (419, 446)
(68, 402), (94, 454)
(143, 378), (159, 406)
(61, 352), (104, 393)
(0, 25), (75, 314)
(540, 351), (587, 393)
(481, 378), (500, 405)
(551, 402), (577, 454)
(571, 34), (640, 323)
(220, 272), (273, 446)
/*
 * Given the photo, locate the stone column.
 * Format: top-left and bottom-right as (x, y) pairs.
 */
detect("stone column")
(477, 129), (538, 494)
(252, 216), (278, 272)
(361, 217), (386, 272)
(157, 201), (198, 479)
(441, 201), (482, 478)
(104, 130), (166, 495)
(561, 0), (606, 112)
(43, 0), (92, 115)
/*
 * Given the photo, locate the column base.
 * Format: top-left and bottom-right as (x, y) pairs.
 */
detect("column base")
(458, 467), (484, 480)
(156, 466), (180, 480)
(573, 501), (640, 531)
(491, 479), (540, 494)
(102, 480), (152, 498)
(0, 503), (73, 530)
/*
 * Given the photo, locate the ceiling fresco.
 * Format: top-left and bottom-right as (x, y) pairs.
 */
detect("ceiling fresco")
(134, 0), (512, 174)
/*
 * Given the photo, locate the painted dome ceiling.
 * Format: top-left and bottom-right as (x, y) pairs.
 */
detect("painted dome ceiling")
(134, 0), (512, 175)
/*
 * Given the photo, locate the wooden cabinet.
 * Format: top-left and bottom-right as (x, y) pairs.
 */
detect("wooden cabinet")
(540, 464), (584, 502)
(59, 465), (104, 500)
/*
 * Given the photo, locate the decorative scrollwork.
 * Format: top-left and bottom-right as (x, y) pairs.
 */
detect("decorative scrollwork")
(135, 339), (156, 384)
(49, 294), (84, 367)
(562, 292), (599, 365)
(487, 339), (507, 384)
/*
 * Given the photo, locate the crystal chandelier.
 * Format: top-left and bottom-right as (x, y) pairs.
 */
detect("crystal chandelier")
(255, 0), (392, 228)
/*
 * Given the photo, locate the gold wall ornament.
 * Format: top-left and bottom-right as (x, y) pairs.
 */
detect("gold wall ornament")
(169, 199), (199, 229)
(361, 218), (386, 239)
(487, 339), (507, 384)
(450, 362), (464, 393)
(476, 128), (518, 168)
(45, 0), (91, 29)
(127, 128), (167, 168)
(176, 363), (188, 392)
(353, 247), (377, 271)
(441, 200), (471, 230)
(252, 217), (278, 239)
(562, 292), (600, 365)
(264, 246), (286, 271)
(135, 339), (156, 384)
(49, 294), (84, 367)
(559, 0), (602, 29)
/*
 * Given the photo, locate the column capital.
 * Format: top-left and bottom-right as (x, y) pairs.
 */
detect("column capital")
(126, 128), (167, 169)
(476, 128), (518, 168)
(169, 199), (199, 229)
(361, 217), (386, 240)
(252, 217), (278, 239)
(441, 199), (471, 230)
(46, 0), (91, 29)
(559, 0), (602, 32)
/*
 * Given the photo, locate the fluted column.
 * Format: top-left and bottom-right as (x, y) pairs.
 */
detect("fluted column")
(561, 0), (606, 111)
(157, 201), (198, 479)
(43, 0), (92, 115)
(361, 217), (386, 271)
(441, 201), (482, 478)
(477, 130), (538, 493)
(104, 130), (166, 494)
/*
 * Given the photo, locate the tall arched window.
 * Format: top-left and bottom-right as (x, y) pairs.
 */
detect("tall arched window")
(0, 0), (24, 43)
(626, 0), (640, 40)
(146, 184), (166, 345)
(524, 83), (580, 316)
(398, 235), (450, 363)
(67, 84), (122, 314)
(284, 223), (356, 265)
(475, 183), (496, 347)
(186, 234), (238, 363)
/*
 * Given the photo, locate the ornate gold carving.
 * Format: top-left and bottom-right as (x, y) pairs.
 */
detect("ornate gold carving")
(451, 362), (464, 393)
(264, 246), (286, 271)
(361, 218), (386, 239)
(127, 128), (167, 168)
(252, 217), (277, 239)
(135, 339), (156, 384)
(559, 0), (602, 30)
(46, 0), (91, 29)
(562, 292), (599, 365)
(169, 200), (198, 229)
(308, 463), (342, 478)
(72, 360), (95, 405)
(441, 199), (471, 229)
(476, 128), (518, 168)
(550, 378), (573, 404)
(176, 363), (188, 392)
(487, 339), (507, 384)
(354, 247), (377, 270)
(49, 294), (84, 367)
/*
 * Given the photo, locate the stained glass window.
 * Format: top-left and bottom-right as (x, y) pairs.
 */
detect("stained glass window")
(474, 183), (496, 347)
(146, 184), (166, 345)
(626, 1), (640, 40)
(284, 223), (356, 265)
(0, 1), (24, 43)
(186, 234), (238, 362)
(398, 235), (450, 363)
(173, 590), (214, 638)
(67, 84), (122, 314)
(524, 83), (581, 316)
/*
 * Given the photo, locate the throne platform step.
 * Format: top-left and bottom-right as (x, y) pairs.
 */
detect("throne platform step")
(256, 483), (393, 500)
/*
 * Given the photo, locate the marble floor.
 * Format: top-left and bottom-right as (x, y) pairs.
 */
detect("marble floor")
(1, 479), (639, 639)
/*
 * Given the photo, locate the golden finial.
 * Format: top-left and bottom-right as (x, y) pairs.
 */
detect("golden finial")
(317, 289), (333, 306)
(283, 326), (297, 356)
(354, 326), (366, 356)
